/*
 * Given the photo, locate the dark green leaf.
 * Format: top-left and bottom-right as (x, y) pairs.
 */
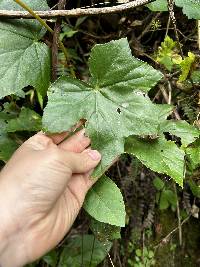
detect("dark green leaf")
(43, 251), (58, 267)
(58, 235), (111, 267)
(153, 177), (165, 190)
(90, 218), (121, 241)
(7, 108), (42, 132)
(0, 111), (18, 161)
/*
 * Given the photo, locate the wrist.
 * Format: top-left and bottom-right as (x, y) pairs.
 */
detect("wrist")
(0, 177), (27, 267)
(0, 232), (24, 267)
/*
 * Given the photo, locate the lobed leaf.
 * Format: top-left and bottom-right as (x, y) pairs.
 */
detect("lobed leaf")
(43, 38), (170, 178)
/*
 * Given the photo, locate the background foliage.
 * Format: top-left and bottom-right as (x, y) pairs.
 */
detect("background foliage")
(1, 0), (200, 266)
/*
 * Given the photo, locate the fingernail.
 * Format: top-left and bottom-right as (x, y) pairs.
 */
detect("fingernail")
(87, 150), (101, 161)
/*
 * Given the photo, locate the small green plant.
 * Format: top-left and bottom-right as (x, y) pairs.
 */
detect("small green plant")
(153, 177), (177, 211)
(128, 247), (155, 267)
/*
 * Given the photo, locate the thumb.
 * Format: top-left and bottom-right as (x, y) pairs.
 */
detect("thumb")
(60, 148), (101, 174)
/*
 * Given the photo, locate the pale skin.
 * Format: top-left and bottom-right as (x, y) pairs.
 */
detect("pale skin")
(0, 129), (101, 267)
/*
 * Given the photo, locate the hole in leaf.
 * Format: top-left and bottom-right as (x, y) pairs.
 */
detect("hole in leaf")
(117, 108), (121, 114)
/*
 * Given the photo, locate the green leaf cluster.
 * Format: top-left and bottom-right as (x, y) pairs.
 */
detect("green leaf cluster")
(0, 104), (42, 161)
(153, 177), (177, 210)
(155, 36), (197, 83)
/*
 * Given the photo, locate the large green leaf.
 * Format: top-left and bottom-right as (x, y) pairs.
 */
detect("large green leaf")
(7, 108), (42, 132)
(147, 0), (168, 11)
(43, 39), (171, 177)
(58, 235), (111, 267)
(175, 0), (200, 19)
(160, 120), (200, 146)
(0, 0), (51, 99)
(125, 136), (185, 187)
(84, 176), (126, 226)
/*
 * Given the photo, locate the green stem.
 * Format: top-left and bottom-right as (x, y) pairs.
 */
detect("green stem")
(13, 0), (75, 77)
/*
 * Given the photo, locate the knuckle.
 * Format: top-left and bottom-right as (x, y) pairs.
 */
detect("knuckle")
(24, 133), (54, 150)
(48, 147), (62, 161)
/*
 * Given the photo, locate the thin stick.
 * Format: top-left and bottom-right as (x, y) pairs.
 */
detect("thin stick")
(159, 84), (181, 120)
(173, 182), (182, 246)
(13, 0), (75, 76)
(52, 0), (66, 80)
(167, 0), (184, 58)
(0, 0), (154, 19)
(154, 216), (190, 249)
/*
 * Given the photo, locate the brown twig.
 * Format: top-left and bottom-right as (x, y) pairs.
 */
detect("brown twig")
(159, 84), (181, 120)
(154, 215), (190, 249)
(137, 12), (161, 41)
(0, 0), (154, 19)
(52, 0), (66, 81)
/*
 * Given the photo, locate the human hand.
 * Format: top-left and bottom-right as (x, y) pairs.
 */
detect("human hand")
(0, 130), (101, 267)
